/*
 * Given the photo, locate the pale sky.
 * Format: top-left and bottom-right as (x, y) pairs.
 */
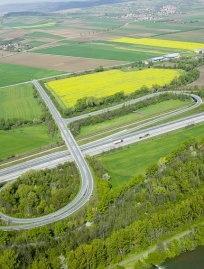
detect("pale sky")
(0, 0), (60, 3)
(0, 0), (85, 4)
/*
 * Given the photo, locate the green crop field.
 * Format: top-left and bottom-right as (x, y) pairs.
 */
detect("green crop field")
(0, 84), (42, 120)
(118, 27), (168, 35)
(34, 43), (159, 62)
(25, 40), (48, 47)
(0, 124), (60, 160)
(99, 123), (204, 188)
(153, 29), (204, 43)
(77, 99), (192, 139)
(130, 21), (198, 31)
(0, 62), (64, 87)
(25, 31), (64, 40)
(2, 17), (52, 27)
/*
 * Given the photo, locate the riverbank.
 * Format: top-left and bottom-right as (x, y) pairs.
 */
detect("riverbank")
(117, 219), (204, 269)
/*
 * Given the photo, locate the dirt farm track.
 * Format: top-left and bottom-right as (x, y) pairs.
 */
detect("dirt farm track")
(186, 66), (204, 88)
(0, 52), (128, 72)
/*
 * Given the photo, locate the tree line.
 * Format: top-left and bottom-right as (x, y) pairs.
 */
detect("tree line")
(0, 118), (34, 131)
(69, 92), (189, 136)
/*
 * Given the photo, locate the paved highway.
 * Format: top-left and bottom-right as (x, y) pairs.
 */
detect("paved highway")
(0, 112), (204, 185)
(0, 89), (202, 230)
(79, 92), (202, 148)
(0, 91), (201, 182)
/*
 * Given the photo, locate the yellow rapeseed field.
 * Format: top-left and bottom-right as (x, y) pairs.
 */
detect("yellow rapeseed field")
(46, 69), (181, 108)
(111, 37), (204, 51)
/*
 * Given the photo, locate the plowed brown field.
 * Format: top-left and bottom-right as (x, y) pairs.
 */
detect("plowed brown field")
(0, 52), (127, 72)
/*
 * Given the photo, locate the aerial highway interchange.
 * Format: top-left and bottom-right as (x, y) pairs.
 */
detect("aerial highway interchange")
(0, 82), (203, 230)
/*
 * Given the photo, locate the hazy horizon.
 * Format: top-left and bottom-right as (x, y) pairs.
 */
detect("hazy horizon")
(0, 0), (86, 4)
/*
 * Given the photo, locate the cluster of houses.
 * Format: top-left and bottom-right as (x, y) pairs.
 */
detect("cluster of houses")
(160, 5), (177, 15)
(0, 43), (32, 52)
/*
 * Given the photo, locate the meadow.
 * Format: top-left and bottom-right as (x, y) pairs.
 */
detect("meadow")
(111, 37), (204, 51)
(0, 62), (64, 87)
(0, 124), (60, 160)
(46, 69), (181, 108)
(99, 123), (204, 188)
(0, 84), (42, 120)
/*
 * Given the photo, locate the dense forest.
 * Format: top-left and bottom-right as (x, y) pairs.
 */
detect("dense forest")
(0, 162), (80, 218)
(1, 138), (204, 268)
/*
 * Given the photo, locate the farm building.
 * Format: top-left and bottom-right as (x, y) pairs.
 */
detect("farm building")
(149, 53), (180, 63)
(164, 53), (180, 59)
(194, 48), (204, 54)
(150, 56), (165, 62)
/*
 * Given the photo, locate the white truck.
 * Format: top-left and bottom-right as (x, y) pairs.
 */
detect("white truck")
(114, 139), (124, 144)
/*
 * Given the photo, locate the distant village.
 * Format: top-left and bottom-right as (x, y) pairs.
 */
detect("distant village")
(121, 5), (178, 20)
(0, 42), (32, 52)
(101, 4), (180, 21)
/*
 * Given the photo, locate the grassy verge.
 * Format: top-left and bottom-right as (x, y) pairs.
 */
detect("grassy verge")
(0, 124), (61, 160)
(0, 145), (66, 169)
(76, 99), (192, 139)
(142, 101), (204, 131)
(99, 123), (204, 188)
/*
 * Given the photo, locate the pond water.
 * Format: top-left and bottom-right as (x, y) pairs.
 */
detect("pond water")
(157, 246), (204, 269)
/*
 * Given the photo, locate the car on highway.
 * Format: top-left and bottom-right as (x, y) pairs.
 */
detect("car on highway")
(139, 133), (150, 139)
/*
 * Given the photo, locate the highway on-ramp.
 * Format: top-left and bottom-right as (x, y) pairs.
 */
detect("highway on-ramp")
(0, 80), (94, 230)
